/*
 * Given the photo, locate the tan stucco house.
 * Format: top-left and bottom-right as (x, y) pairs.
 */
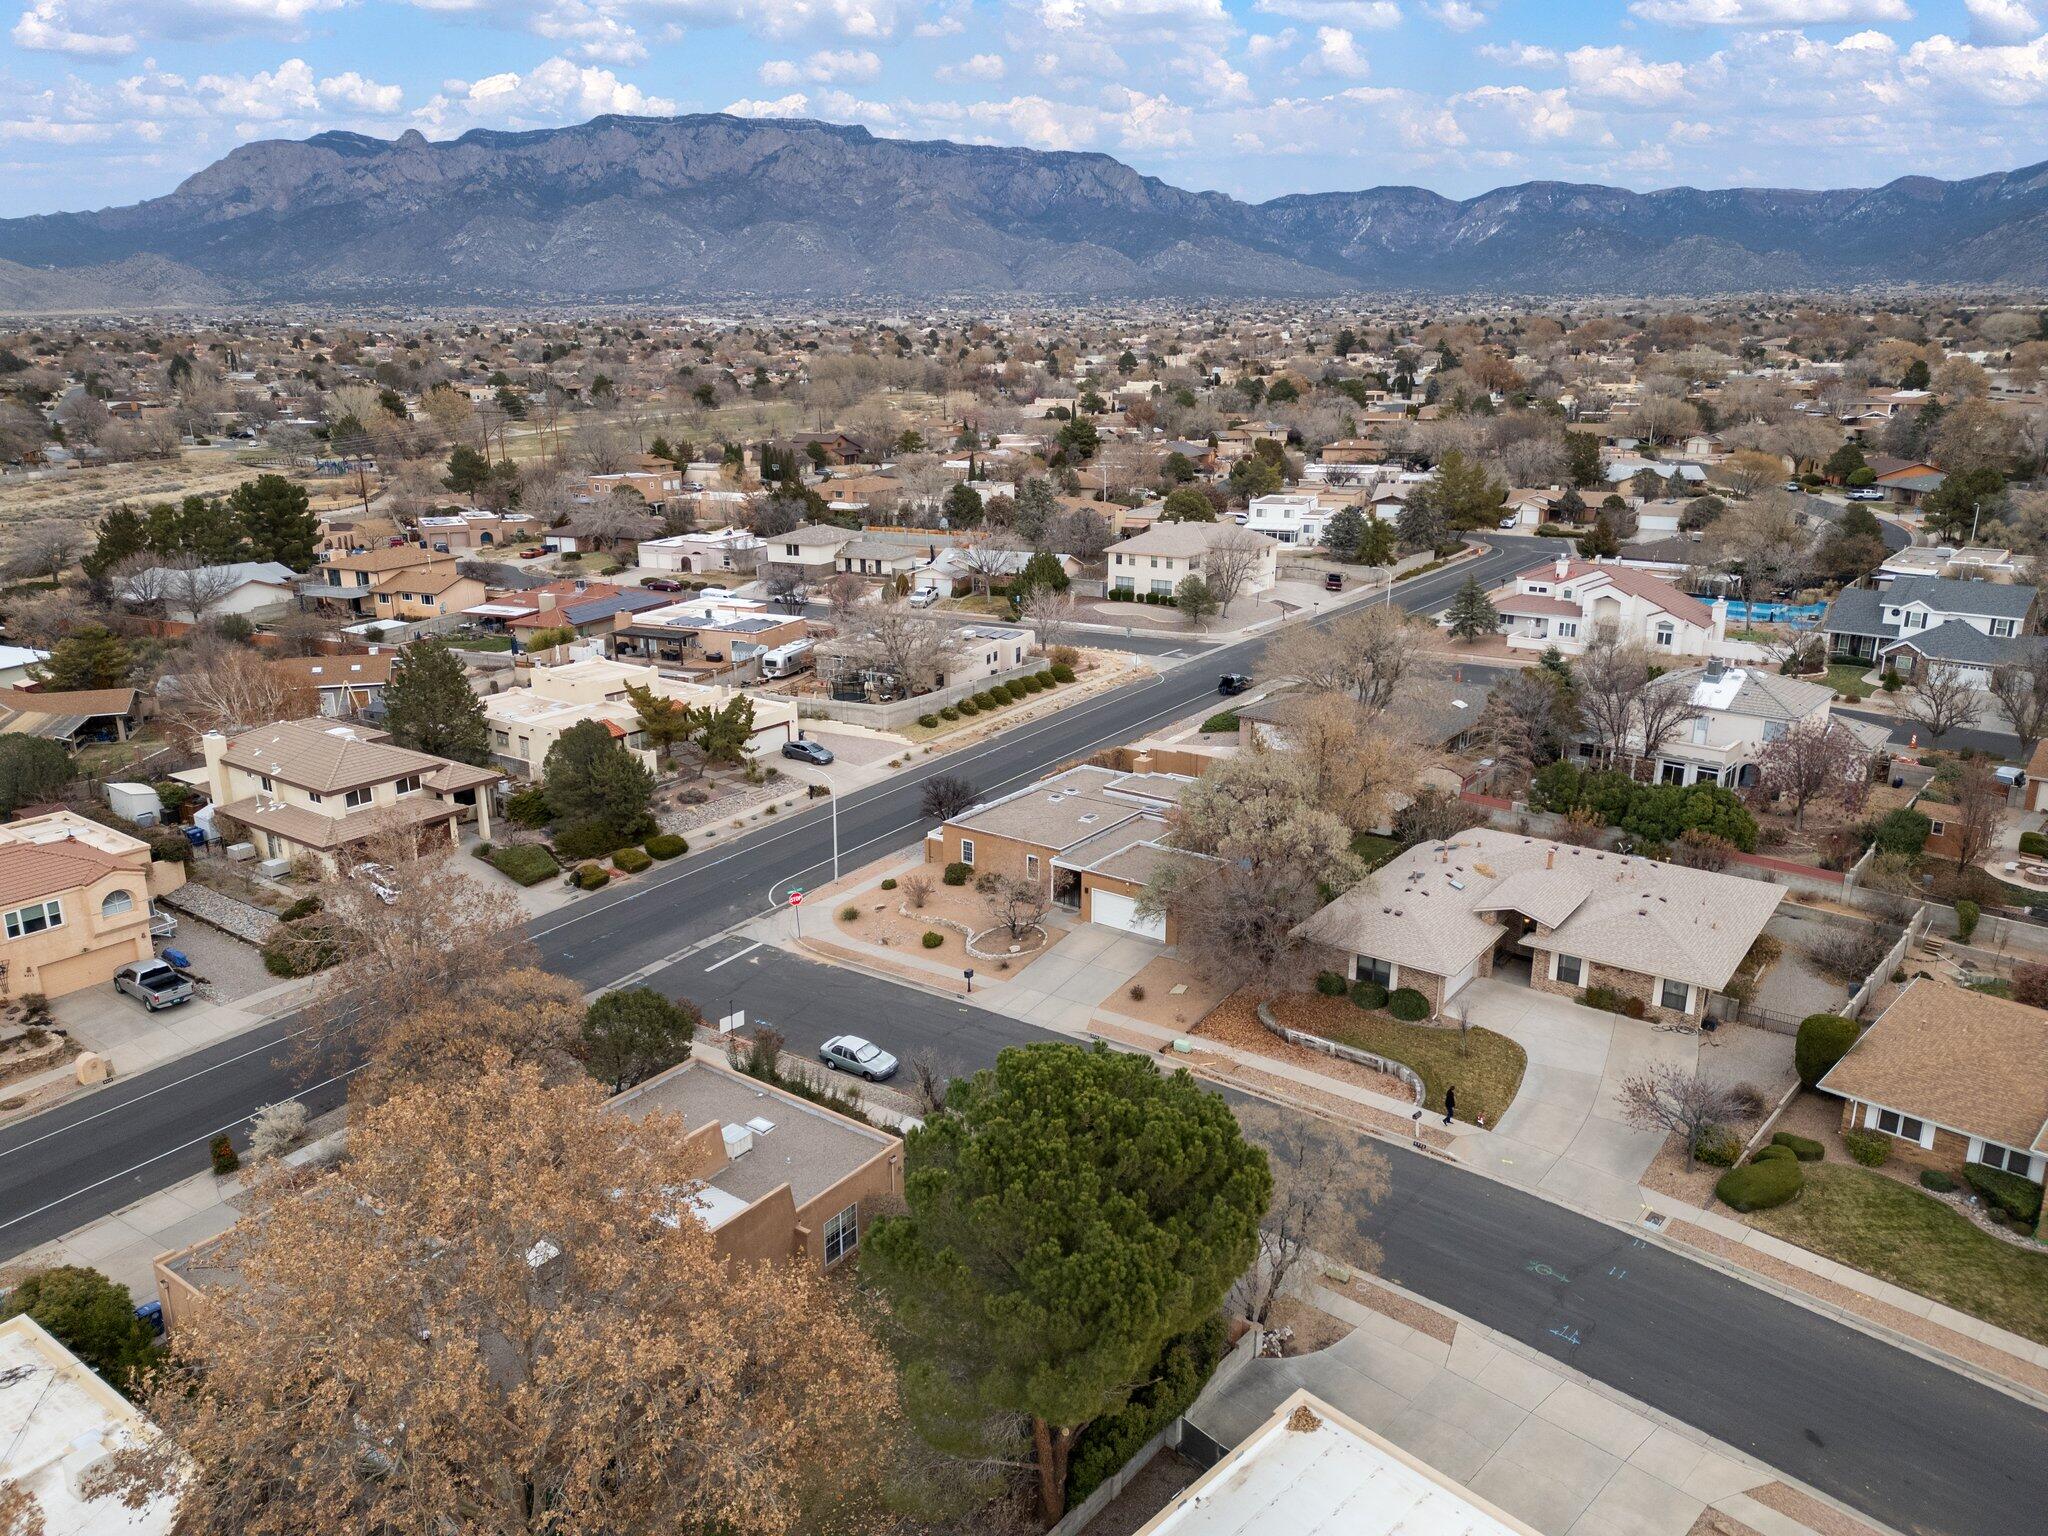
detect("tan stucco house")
(0, 809), (184, 1002)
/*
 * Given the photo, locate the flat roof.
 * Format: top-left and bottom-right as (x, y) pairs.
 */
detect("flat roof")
(1139, 1390), (1538, 1536)
(609, 1059), (895, 1208)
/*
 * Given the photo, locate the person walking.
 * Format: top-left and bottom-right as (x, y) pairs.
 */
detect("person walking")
(1443, 1085), (1456, 1126)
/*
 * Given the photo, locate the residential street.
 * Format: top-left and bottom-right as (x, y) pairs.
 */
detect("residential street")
(649, 940), (2048, 1536)
(0, 535), (1547, 1256)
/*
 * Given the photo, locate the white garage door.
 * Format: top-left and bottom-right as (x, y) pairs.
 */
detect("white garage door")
(1091, 889), (1166, 940)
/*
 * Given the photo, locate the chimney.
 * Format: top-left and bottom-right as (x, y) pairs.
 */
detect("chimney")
(537, 591), (556, 612)
(201, 731), (230, 804)
(1546, 846), (1555, 870)
(1554, 554), (1569, 580)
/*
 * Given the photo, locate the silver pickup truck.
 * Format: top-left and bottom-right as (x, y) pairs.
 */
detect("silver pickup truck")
(113, 959), (194, 1011)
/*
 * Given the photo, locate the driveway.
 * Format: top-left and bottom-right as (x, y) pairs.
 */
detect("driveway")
(977, 923), (1166, 1032)
(1451, 981), (1709, 1223)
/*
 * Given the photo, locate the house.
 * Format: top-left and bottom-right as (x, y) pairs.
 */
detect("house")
(1489, 556), (1728, 658)
(0, 685), (144, 745)
(462, 578), (672, 648)
(1874, 461), (1946, 505)
(1875, 545), (2019, 586)
(636, 526), (763, 575)
(1610, 661), (1886, 788)
(1134, 1389), (1540, 1536)
(2023, 737), (2048, 813)
(816, 622), (1031, 702)
(315, 514), (401, 557)
(1105, 523), (1278, 599)
(612, 597), (809, 677)
(267, 649), (397, 719)
(925, 765), (1206, 938)
(154, 1052), (902, 1332)
(0, 809), (184, 1001)
(1822, 576), (2038, 683)
(1237, 661), (1500, 758)
(366, 561), (487, 623)
(0, 645), (47, 688)
(1240, 491), (1338, 545)
(121, 559), (298, 618)
(836, 536), (927, 579)
(1296, 828), (1783, 1022)
(482, 656), (796, 776)
(414, 509), (537, 552)
(0, 1315), (177, 1536)
(201, 719), (502, 875)
(303, 545), (465, 617)
(1818, 978), (2045, 1189)
(756, 524), (858, 581)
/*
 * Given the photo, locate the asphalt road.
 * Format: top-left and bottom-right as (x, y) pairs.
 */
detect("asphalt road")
(0, 535), (1550, 1256)
(1838, 705), (2023, 761)
(649, 941), (2048, 1536)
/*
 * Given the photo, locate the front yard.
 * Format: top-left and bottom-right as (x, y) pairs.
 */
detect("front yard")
(1822, 661), (1877, 701)
(1264, 993), (1527, 1126)
(1749, 1163), (2048, 1347)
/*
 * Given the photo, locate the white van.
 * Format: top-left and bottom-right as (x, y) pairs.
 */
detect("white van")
(760, 639), (815, 679)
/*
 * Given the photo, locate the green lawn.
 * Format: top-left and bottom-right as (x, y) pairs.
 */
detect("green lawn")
(443, 635), (513, 652)
(1750, 1163), (2048, 1346)
(1349, 832), (1403, 870)
(1200, 710), (1240, 734)
(1823, 662), (1875, 701)
(1276, 996), (1527, 1127)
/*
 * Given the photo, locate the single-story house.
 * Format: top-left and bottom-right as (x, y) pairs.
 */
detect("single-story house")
(1817, 977), (2045, 1189)
(0, 686), (145, 745)
(925, 765), (1207, 939)
(268, 649), (397, 719)
(483, 656), (796, 776)
(1296, 827), (1783, 1022)
(121, 560), (298, 619)
(636, 527), (763, 575)
(0, 645), (48, 689)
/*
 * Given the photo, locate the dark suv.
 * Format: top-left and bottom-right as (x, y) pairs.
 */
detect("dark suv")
(1217, 673), (1253, 696)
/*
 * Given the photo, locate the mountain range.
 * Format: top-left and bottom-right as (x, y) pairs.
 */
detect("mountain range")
(4, 113), (2048, 307)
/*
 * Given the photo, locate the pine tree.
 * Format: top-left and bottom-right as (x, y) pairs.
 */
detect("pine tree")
(81, 503), (149, 586)
(1446, 575), (1501, 641)
(1577, 512), (1621, 559)
(36, 626), (132, 691)
(544, 720), (655, 838)
(230, 474), (319, 569)
(380, 640), (490, 765)
(1356, 516), (1397, 567)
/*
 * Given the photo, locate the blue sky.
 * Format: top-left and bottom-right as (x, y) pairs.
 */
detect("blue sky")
(5, 0), (2048, 214)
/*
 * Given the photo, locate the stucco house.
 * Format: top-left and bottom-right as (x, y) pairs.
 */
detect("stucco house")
(1489, 556), (1728, 658)
(482, 656), (796, 776)
(201, 719), (502, 875)
(1607, 661), (1887, 789)
(636, 527), (762, 575)
(1296, 828), (1783, 1023)
(1105, 523), (1277, 599)
(0, 809), (184, 1002)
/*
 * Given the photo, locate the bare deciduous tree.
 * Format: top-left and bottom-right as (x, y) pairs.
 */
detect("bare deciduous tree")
(1200, 528), (1271, 616)
(1575, 622), (1651, 766)
(1266, 695), (1420, 833)
(1020, 588), (1079, 650)
(977, 872), (1051, 943)
(1948, 757), (2006, 872)
(1633, 674), (1705, 764)
(1908, 661), (1982, 742)
(161, 554), (242, 625)
(3, 520), (82, 583)
(1751, 719), (1871, 831)
(1989, 652), (2048, 760)
(1231, 1106), (1388, 1326)
(826, 606), (962, 698)
(1618, 1064), (1745, 1171)
(158, 643), (317, 746)
(1261, 604), (1420, 715)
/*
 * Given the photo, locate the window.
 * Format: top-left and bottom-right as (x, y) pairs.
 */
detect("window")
(1875, 1108), (1925, 1142)
(823, 1203), (858, 1265)
(1553, 953), (1583, 986)
(3, 899), (62, 939)
(1659, 761), (1686, 785)
(1555, 621), (1578, 640)
(1655, 622), (1675, 647)
(395, 775), (421, 795)
(307, 791), (322, 804)
(1928, 818), (1946, 836)
(344, 787), (373, 809)
(1976, 1141), (2034, 1175)
(259, 775), (274, 792)
(1991, 619), (2016, 638)
(1356, 955), (1393, 988)
(959, 838), (975, 867)
(1690, 718), (1710, 745)
(99, 889), (135, 919)
(1659, 978), (1690, 1013)
(1151, 580), (1174, 596)
(1025, 855), (1040, 881)
(1761, 720), (1789, 743)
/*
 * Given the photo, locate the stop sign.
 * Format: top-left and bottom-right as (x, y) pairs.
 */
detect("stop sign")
(788, 890), (804, 907)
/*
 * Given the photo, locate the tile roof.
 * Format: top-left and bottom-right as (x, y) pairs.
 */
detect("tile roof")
(1818, 978), (2048, 1152)
(219, 719), (499, 795)
(1511, 557), (1715, 628)
(1109, 523), (1277, 557)
(216, 793), (459, 852)
(1298, 827), (1782, 993)
(0, 837), (126, 907)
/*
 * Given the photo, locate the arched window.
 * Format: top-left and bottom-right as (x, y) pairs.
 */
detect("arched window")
(99, 889), (135, 919)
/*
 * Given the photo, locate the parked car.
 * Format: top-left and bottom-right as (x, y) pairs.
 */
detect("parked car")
(1323, 571), (1343, 592)
(819, 1034), (898, 1081)
(519, 547), (547, 559)
(782, 737), (835, 766)
(641, 576), (685, 591)
(1848, 487), (1885, 501)
(350, 862), (399, 905)
(696, 587), (736, 602)
(1782, 480), (1803, 493)
(1497, 515), (1518, 530)
(114, 959), (194, 1012)
(1217, 673), (1253, 696)
(909, 587), (941, 608)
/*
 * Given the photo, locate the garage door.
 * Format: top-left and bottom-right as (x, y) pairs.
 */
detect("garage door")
(1091, 889), (1166, 940)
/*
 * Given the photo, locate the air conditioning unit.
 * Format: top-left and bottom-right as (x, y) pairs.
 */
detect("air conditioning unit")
(256, 857), (292, 878)
(720, 1124), (754, 1159)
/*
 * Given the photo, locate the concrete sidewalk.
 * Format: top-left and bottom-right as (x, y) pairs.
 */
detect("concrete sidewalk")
(1189, 1271), (1901, 1536)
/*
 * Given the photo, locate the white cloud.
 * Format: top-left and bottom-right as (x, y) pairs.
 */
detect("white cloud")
(1627, 0), (1912, 24)
(1034, 0), (1232, 37)
(422, 56), (677, 130)
(1964, 0), (2040, 42)
(1246, 27), (1297, 57)
(0, 116), (115, 141)
(1903, 31), (2048, 104)
(12, 0), (133, 55)
(532, 0), (646, 64)
(644, 0), (904, 40)
(186, 58), (406, 120)
(937, 51), (1008, 80)
(1253, 0), (1401, 24)
(1477, 39), (1556, 66)
(1564, 44), (1688, 105)
(1427, 0), (1487, 29)
(1454, 82), (1591, 140)
(1176, 43), (1251, 101)
(762, 47), (882, 82)
(317, 70), (405, 113)
(1105, 84), (1192, 147)
(724, 91), (811, 115)
(1307, 24), (1372, 76)
(911, 0), (967, 32)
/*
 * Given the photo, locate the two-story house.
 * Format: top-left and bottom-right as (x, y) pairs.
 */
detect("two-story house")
(0, 810), (184, 1002)
(756, 524), (858, 583)
(201, 719), (502, 875)
(1105, 523), (1278, 600)
(302, 546), (479, 621)
(1489, 556), (1728, 658)
(482, 657), (796, 776)
(1606, 662), (1887, 788)
(1822, 576), (2040, 686)
(1239, 492), (1338, 545)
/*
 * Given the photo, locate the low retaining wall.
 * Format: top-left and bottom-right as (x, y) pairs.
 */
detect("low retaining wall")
(1254, 1000), (1426, 1106)
(796, 661), (1045, 730)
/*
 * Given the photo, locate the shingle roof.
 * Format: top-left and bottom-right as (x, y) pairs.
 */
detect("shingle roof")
(219, 719), (499, 795)
(1109, 523), (1277, 557)
(216, 792), (458, 852)
(1881, 620), (2044, 667)
(1657, 665), (1833, 722)
(1818, 978), (2048, 1152)
(1299, 828), (1782, 993)
(1887, 575), (2038, 620)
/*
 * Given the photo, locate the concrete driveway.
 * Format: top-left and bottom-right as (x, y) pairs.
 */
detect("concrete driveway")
(1451, 980), (1700, 1223)
(980, 922), (1165, 1032)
